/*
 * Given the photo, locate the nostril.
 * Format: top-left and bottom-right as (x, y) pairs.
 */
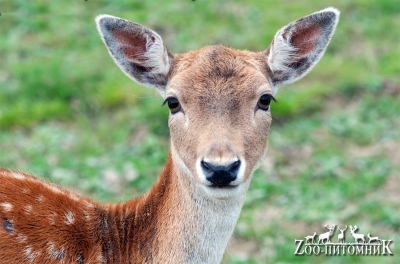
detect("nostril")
(201, 160), (213, 172)
(230, 160), (241, 171)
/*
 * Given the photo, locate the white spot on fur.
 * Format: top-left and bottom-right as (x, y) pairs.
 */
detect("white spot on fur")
(24, 205), (32, 215)
(84, 201), (94, 208)
(65, 210), (75, 225)
(1, 202), (13, 211)
(97, 251), (104, 262)
(24, 246), (33, 256)
(24, 246), (41, 262)
(45, 183), (63, 194)
(22, 188), (29, 194)
(36, 195), (44, 202)
(84, 211), (90, 220)
(47, 242), (55, 253)
(28, 251), (41, 263)
(16, 234), (28, 243)
(47, 242), (65, 259)
(69, 193), (80, 201)
(48, 211), (58, 225)
(11, 171), (25, 180)
(59, 248), (66, 259)
(47, 241), (67, 260)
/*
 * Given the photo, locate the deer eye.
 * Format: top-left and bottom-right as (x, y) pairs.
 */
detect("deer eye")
(163, 97), (181, 114)
(257, 94), (277, 111)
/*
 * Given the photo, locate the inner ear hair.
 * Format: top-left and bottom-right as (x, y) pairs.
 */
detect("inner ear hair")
(266, 7), (340, 89)
(95, 15), (173, 96)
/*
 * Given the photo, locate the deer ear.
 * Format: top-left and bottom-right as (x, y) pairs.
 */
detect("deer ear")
(95, 15), (174, 97)
(264, 7), (339, 92)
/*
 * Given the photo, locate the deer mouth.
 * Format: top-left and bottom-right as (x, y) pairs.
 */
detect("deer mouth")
(201, 183), (244, 199)
(209, 184), (238, 189)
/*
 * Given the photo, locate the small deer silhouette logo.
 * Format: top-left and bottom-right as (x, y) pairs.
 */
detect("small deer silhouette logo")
(305, 232), (317, 244)
(349, 225), (365, 243)
(367, 233), (382, 244)
(337, 225), (347, 243)
(318, 224), (336, 244)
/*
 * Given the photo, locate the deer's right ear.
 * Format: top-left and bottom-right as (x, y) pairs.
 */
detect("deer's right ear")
(95, 15), (174, 97)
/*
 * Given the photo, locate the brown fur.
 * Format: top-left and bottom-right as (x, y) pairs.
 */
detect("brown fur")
(0, 157), (176, 263)
(168, 45), (272, 184)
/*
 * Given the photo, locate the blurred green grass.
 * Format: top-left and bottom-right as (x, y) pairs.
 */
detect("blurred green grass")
(0, 0), (399, 263)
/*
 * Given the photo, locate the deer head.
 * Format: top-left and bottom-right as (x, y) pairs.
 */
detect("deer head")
(324, 224), (336, 233)
(95, 8), (339, 200)
(350, 225), (359, 233)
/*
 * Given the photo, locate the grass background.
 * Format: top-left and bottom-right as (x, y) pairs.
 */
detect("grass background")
(0, 0), (399, 263)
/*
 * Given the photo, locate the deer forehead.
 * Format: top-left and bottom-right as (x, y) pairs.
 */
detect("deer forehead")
(168, 45), (272, 103)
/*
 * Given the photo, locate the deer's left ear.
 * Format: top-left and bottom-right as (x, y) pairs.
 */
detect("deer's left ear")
(96, 15), (174, 97)
(265, 7), (340, 91)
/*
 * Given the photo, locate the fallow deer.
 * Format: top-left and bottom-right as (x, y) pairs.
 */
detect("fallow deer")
(0, 8), (339, 263)
(305, 232), (317, 244)
(350, 225), (366, 244)
(318, 224), (336, 244)
(367, 233), (382, 244)
(337, 225), (347, 243)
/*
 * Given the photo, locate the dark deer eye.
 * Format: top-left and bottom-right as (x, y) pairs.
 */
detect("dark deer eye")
(163, 97), (181, 114)
(257, 94), (277, 111)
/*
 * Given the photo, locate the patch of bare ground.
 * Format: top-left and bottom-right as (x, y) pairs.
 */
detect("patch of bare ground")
(262, 144), (314, 179)
(382, 79), (400, 96)
(383, 141), (400, 167)
(346, 139), (400, 239)
(348, 143), (385, 158)
(321, 78), (399, 120)
(348, 140), (400, 166)
(381, 175), (400, 204)
(348, 140), (400, 204)
(253, 204), (284, 232)
(102, 163), (138, 194)
(225, 204), (283, 260)
(129, 125), (149, 143)
(371, 174), (400, 205)
(322, 94), (360, 119)
(225, 235), (259, 261)
(281, 221), (331, 240)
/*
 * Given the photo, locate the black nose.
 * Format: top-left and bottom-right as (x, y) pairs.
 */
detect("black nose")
(201, 160), (241, 186)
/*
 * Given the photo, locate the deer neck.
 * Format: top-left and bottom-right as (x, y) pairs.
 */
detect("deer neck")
(120, 152), (248, 263)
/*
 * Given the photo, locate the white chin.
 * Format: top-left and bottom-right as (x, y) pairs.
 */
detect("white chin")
(200, 184), (244, 199)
